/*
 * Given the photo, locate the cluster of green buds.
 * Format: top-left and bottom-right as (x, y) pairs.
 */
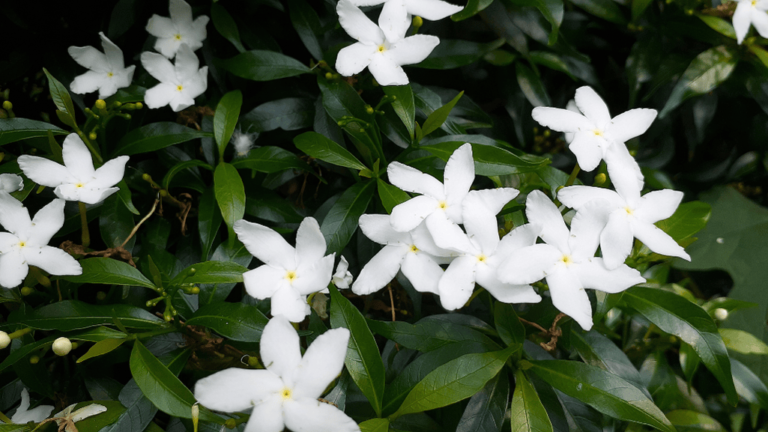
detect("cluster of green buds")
(145, 267), (200, 322)
(531, 127), (566, 155)
(83, 98), (143, 141)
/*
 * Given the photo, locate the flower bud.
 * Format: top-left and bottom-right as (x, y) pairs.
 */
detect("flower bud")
(593, 173), (607, 186)
(0, 332), (10, 349)
(191, 404), (200, 432)
(20, 286), (33, 296)
(714, 308), (729, 321)
(142, 173), (152, 182)
(96, 291), (107, 300)
(88, 132), (98, 141)
(365, 105), (374, 114)
(135, 102), (143, 110)
(94, 99), (106, 110)
(325, 72), (333, 80)
(412, 16), (423, 28)
(52, 337), (72, 356)
(29, 355), (40, 364)
(2, 101), (12, 111)
(225, 418), (237, 429)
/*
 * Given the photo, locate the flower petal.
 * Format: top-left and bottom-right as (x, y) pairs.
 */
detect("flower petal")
(352, 244), (408, 295)
(401, 251), (443, 294)
(462, 188), (518, 255)
(195, 368), (283, 412)
(495, 224), (539, 259)
(425, 210), (473, 252)
(260, 316), (302, 380)
(295, 217), (327, 265)
(752, 7), (768, 37)
(11, 389), (53, 424)
(293, 328), (350, 400)
(186, 16), (210, 50)
(387, 162), (445, 199)
(531, 107), (592, 133)
(17, 155), (70, 188)
(0, 174), (22, 193)
(62, 134), (96, 181)
(69, 404), (107, 423)
(142, 51), (178, 83)
(54, 185), (118, 205)
(99, 32), (125, 69)
(92, 156), (129, 190)
(632, 220), (691, 261)
(0, 192), (32, 237)
(573, 258), (645, 293)
(574, 86), (611, 128)
(154, 37), (184, 59)
(476, 265), (541, 304)
(244, 394), (285, 432)
(67, 46), (109, 72)
(443, 143), (474, 215)
(438, 255), (477, 310)
(604, 142), (643, 205)
(405, 0), (464, 19)
(368, 54), (409, 86)
(175, 44), (200, 85)
(569, 201), (609, 261)
(337, 0), (384, 45)
(283, 399), (360, 432)
(70, 71), (109, 95)
(525, 190), (570, 253)
(243, 265), (289, 299)
(379, 0), (410, 42)
(146, 15), (177, 38)
(496, 244), (562, 285)
(547, 268), (593, 330)
(600, 210), (633, 270)
(27, 198), (66, 246)
(271, 285), (310, 323)
(558, 186), (623, 210)
(293, 254), (334, 295)
(169, 92), (196, 112)
(0, 250), (28, 288)
(359, 214), (411, 246)
(634, 189), (683, 223)
(391, 195), (439, 232)
(24, 246), (81, 277)
(234, 219), (296, 269)
(143, 83), (180, 110)
(734, 2), (752, 43)
(410, 221), (456, 259)
(336, 42), (377, 77)
(568, 132), (604, 172)
(607, 108), (657, 143)
(388, 35), (440, 66)
(170, 0), (194, 26)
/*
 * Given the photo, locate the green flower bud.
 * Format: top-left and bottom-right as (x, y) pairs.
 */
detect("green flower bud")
(0, 332), (10, 349)
(29, 355), (40, 364)
(225, 418), (237, 429)
(412, 16), (423, 28)
(593, 173), (607, 186)
(94, 99), (106, 110)
(135, 102), (143, 109)
(20, 286), (33, 296)
(52, 337), (72, 356)
(2, 101), (12, 111)
(96, 291), (107, 301)
(325, 72), (333, 80)
(88, 132), (97, 141)
(142, 173), (152, 182)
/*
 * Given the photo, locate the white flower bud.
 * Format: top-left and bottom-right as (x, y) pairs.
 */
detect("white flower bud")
(0, 331), (10, 349)
(52, 337), (73, 356)
(714, 308), (729, 321)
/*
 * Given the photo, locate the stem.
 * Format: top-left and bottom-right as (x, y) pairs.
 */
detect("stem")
(464, 287), (486, 308)
(8, 327), (32, 339)
(74, 128), (103, 165)
(0, 411), (11, 424)
(565, 163), (581, 187)
(29, 267), (51, 288)
(79, 201), (90, 249)
(120, 197), (160, 248)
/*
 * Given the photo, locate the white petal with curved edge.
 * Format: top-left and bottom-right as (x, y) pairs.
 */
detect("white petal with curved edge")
(244, 395), (285, 432)
(270, 286), (310, 323)
(243, 265), (288, 299)
(54, 185), (117, 205)
(368, 54), (409, 86)
(337, 0), (384, 45)
(387, 162), (445, 199)
(154, 37), (184, 60)
(27, 198), (66, 246)
(336, 42), (377, 77)
(607, 108), (657, 143)
(0, 233), (18, 253)
(194, 368), (283, 412)
(632, 221), (691, 261)
(295, 217), (327, 265)
(17, 155), (70, 188)
(569, 201), (610, 261)
(293, 254), (334, 295)
(293, 328), (350, 400)
(443, 143), (474, 212)
(600, 210), (634, 270)
(733, 2), (752, 43)
(438, 256), (477, 310)
(558, 186), (623, 210)
(183, 66), (208, 98)
(352, 245), (408, 295)
(169, 92), (196, 113)
(0, 250), (28, 288)
(379, 0), (410, 42)
(359, 214), (411, 246)
(24, 246), (82, 276)
(170, 0), (194, 26)
(391, 195), (439, 232)
(389, 35), (440, 65)
(425, 210), (473, 252)
(260, 316), (302, 380)
(0, 192), (32, 237)
(477, 266), (541, 304)
(70, 71), (109, 95)
(283, 399), (360, 432)
(97, 80), (120, 100)
(143, 83), (179, 109)
(634, 189), (683, 223)
(752, 7), (768, 37)
(573, 258), (645, 293)
(187, 16), (210, 49)
(401, 251), (443, 294)
(92, 156), (129, 190)
(547, 269), (593, 331)
(234, 220), (296, 269)
(462, 188), (518, 255)
(531, 107), (592, 133)
(141, 52), (178, 84)
(495, 224), (539, 259)
(0, 174), (22, 193)
(568, 132), (603, 172)
(350, 0), (385, 5)
(62, 134), (96, 181)
(574, 86), (611, 128)
(496, 244), (562, 285)
(525, 190), (570, 253)
(405, 0), (464, 19)
(11, 389), (53, 424)
(99, 32), (125, 69)
(605, 142), (643, 205)
(175, 44), (200, 85)
(68, 46), (110, 72)
(410, 222), (456, 258)
(146, 15), (177, 38)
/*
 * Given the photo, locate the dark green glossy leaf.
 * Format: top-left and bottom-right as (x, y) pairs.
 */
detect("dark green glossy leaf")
(171, 261), (247, 286)
(416, 39), (505, 69)
(666, 410), (726, 431)
(0, 336), (56, 374)
(294, 131), (367, 170)
(231, 146), (310, 173)
(456, 367), (510, 432)
(510, 369), (554, 432)
(198, 187), (222, 261)
(516, 62), (550, 107)
(570, 0), (626, 25)
(77, 338), (126, 363)
(421, 91), (463, 137)
(162, 160), (212, 191)
(214, 90), (243, 158)
(287, 0), (323, 59)
(70, 327), (128, 343)
(452, 0), (495, 21)
(185, 302), (269, 342)
(211, 3), (246, 52)
(62, 257), (156, 289)
(214, 162), (246, 239)
(571, 329), (648, 395)
(680, 342), (701, 388)
(116, 180), (139, 215)
(43, 68), (76, 124)
(8, 300), (164, 331)
(494, 302), (526, 349)
(99, 194), (135, 251)
(504, 0), (563, 45)
(697, 14), (736, 39)
(422, 142), (550, 176)
(217, 50), (310, 81)
(115, 122), (209, 156)
(320, 181), (375, 255)
(384, 85), (416, 139)
(656, 201), (711, 243)
(0, 118), (67, 146)
(377, 178), (410, 214)
(732, 358), (768, 409)
(368, 319), (500, 353)
(241, 98), (314, 133)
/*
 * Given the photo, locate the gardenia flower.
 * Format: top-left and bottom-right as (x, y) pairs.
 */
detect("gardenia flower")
(438, 190), (542, 310)
(146, 0), (209, 58)
(531, 86), (657, 171)
(141, 43), (208, 112)
(6, 389), (53, 424)
(0, 194), (82, 288)
(195, 317), (359, 432)
(333, 256), (354, 288)
(18, 133), (129, 205)
(349, 0), (463, 43)
(0, 174), (23, 193)
(733, 0), (768, 44)
(497, 191), (645, 331)
(68, 32), (136, 99)
(234, 217), (334, 322)
(336, 0), (439, 86)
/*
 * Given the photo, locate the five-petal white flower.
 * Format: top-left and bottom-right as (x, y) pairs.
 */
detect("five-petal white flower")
(333, 256), (354, 289)
(336, 0), (439, 86)
(141, 43), (208, 112)
(18, 134), (129, 205)
(68, 32), (136, 99)
(234, 217), (334, 322)
(0, 174), (23, 193)
(0, 194), (82, 288)
(349, 0), (463, 43)
(195, 316), (360, 432)
(733, 0), (768, 44)
(146, 0), (209, 58)
(6, 389), (54, 425)
(531, 86), (657, 171)
(497, 191), (645, 331)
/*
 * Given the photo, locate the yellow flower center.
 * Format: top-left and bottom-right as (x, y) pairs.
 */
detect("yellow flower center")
(593, 129), (604, 137)
(753, 0), (757, 5)
(281, 388), (292, 400)
(285, 271), (297, 282)
(18, 241), (25, 248)
(438, 201), (447, 210)
(561, 255), (573, 266)
(624, 206), (634, 215)
(75, 183), (84, 188)
(378, 45), (386, 52)
(477, 255), (487, 263)
(409, 245), (419, 253)
(177, 85), (184, 92)
(175, 34), (182, 40)
(107, 72), (114, 77)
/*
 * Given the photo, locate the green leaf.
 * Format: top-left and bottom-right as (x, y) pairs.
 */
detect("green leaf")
(116, 180), (139, 215)
(62, 257), (156, 289)
(369, 319), (500, 353)
(162, 160), (213, 191)
(198, 187), (222, 261)
(504, 0), (563, 45)
(0, 336), (56, 374)
(294, 131), (367, 170)
(115, 122), (210, 156)
(214, 90), (243, 159)
(422, 142), (550, 176)
(185, 302), (269, 342)
(70, 326), (128, 343)
(656, 201), (711, 243)
(320, 181), (375, 256)
(287, 0), (323, 59)
(452, 0), (495, 21)
(7, 300), (164, 332)
(679, 342), (701, 388)
(391, 346), (517, 419)
(516, 62), (551, 107)
(720, 328), (768, 355)
(359, 418), (390, 432)
(383, 85), (416, 140)
(526, 360), (675, 432)
(659, 46), (738, 118)
(171, 261), (247, 286)
(0, 118), (67, 146)
(570, 0), (627, 25)
(421, 91), (464, 137)
(456, 368), (510, 432)
(510, 369), (554, 432)
(632, 0), (654, 20)
(329, 285), (386, 417)
(696, 14), (736, 39)
(130, 340), (224, 423)
(377, 179), (410, 214)
(77, 338), (127, 363)
(217, 50), (310, 81)
(99, 194), (135, 251)
(493, 303), (526, 349)
(230, 146), (311, 173)
(415, 39), (505, 69)
(211, 3), (246, 52)
(732, 358), (768, 410)
(666, 410), (726, 432)
(241, 98), (314, 133)
(623, 287), (738, 405)
(214, 162), (246, 240)
(43, 68), (76, 124)
(571, 329), (648, 395)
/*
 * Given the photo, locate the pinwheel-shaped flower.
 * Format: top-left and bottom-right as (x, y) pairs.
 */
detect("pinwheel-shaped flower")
(68, 32), (135, 99)
(733, 0), (768, 44)
(0, 194), (81, 288)
(146, 0), (209, 58)
(349, 0), (463, 42)
(195, 317), (360, 432)
(4, 389), (53, 425)
(531, 86), (657, 171)
(0, 174), (23, 193)
(336, 0), (439, 86)
(234, 217), (334, 322)
(333, 256), (354, 289)
(18, 134), (129, 205)
(497, 191), (644, 330)
(353, 214), (452, 295)
(141, 43), (208, 112)
(438, 189), (542, 310)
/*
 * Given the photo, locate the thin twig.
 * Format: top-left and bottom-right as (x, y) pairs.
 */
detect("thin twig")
(387, 285), (396, 322)
(120, 195), (160, 248)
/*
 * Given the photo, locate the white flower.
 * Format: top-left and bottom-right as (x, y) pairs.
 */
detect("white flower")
(0, 194), (81, 288)
(438, 190), (542, 310)
(531, 86), (657, 171)
(353, 214), (453, 295)
(388, 143), (476, 251)
(497, 191), (645, 331)
(0, 174), (23, 193)
(349, 0), (463, 43)
(195, 317), (360, 432)
(733, 0), (768, 44)
(18, 134), (129, 205)
(231, 129), (258, 157)
(6, 389), (53, 424)
(333, 256), (354, 289)
(141, 44), (208, 112)
(336, 0), (439, 86)
(53, 403), (107, 432)
(68, 32), (136, 99)
(234, 217), (334, 322)
(146, 0), (209, 58)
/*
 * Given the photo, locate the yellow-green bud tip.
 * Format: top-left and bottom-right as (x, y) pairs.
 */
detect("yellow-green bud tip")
(88, 132), (97, 141)
(20, 286), (33, 296)
(412, 16), (423, 28)
(325, 72), (333, 79)
(225, 418), (237, 429)
(190, 287), (200, 294)
(135, 102), (143, 109)
(0, 332), (9, 349)
(2, 101), (12, 110)
(95, 100), (106, 110)
(594, 173), (607, 186)
(159, 189), (169, 197)
(29, 355), (39, 364)
(52, 337), (72, 356)
(142, 173), (152, 181)
(365, 105), (374, 114)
